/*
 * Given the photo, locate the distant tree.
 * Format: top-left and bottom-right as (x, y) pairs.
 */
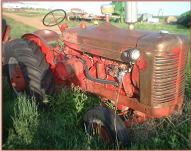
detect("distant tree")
(177, 10), (191, 28)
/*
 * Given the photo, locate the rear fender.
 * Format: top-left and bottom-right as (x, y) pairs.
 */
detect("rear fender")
(2, 25), (11, 42)
(2, 25), (11, 66)
(22, 29), (59, 69)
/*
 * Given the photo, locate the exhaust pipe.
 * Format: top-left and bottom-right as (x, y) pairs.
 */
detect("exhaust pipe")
(125, 1), (138, 30)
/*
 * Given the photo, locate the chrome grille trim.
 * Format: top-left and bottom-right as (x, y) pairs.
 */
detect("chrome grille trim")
(152, 53), (180, 104)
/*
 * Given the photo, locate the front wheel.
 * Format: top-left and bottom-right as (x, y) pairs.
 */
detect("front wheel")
(5, 39), (55, 102)
(83, 106), (130, 147)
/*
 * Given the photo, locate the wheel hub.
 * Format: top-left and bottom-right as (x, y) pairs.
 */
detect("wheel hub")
(92, 122), (113, 143)
(8, 57), (26, 94)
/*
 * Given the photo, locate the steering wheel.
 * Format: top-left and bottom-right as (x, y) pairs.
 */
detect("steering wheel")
(43, 9), (66, 27)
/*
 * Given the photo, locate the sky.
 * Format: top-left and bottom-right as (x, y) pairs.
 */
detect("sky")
(2, 1), (190, 16)
(138, 2), (190, 16)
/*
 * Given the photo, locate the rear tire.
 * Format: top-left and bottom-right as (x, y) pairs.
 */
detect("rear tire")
(83, 106), (129, 147)
(4, 39), (55, 102)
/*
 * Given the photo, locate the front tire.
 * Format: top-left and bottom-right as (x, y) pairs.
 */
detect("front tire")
(83, 106), (129, 147)
(5, 39), (55, 102)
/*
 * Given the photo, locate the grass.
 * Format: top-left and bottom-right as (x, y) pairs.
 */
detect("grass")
(3, 85), (108, 149)
(112, 22), (189, 35)
(3, 9), (50, 17)
(135, 22), (189, 35)
(2, 15), (191, 149)
(3, 16), (36, 39)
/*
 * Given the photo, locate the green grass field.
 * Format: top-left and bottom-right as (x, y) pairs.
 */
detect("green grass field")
(4, 17), (36, 39)
(2, 16), (191, 149)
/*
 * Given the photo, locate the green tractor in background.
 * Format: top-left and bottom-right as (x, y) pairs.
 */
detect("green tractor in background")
(111, 1), (125, 23)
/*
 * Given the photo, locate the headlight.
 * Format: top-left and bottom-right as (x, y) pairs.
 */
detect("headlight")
(129, 49), (141, 60)
(121, 48), (141, 63)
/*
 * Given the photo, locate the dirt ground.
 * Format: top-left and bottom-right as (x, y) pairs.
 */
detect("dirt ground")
(3, 12), (60, 32)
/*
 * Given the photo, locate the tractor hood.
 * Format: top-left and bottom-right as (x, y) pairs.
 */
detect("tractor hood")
(63, 23), (152, 61)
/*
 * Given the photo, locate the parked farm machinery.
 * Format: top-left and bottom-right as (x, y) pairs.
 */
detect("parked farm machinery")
(4, 8), (189, 146)
(67, 8), (94, 22)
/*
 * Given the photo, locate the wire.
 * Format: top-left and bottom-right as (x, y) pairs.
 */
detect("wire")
(114, 74), (124, 149)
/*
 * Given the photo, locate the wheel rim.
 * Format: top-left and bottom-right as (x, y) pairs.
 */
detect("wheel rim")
(8, 57), (26, 95)
(90, 120), (113, 143)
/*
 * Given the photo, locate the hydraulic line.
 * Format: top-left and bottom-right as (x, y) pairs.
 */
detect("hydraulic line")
(79, 58), (118, 86)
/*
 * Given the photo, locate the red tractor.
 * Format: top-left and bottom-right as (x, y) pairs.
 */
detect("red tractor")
(4, 9), (189, 146)
(2, 18), (10, 66)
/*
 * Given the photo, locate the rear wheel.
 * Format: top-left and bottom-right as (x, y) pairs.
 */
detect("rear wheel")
(83, 106), (129, 146)
(5, 39), (55, 102)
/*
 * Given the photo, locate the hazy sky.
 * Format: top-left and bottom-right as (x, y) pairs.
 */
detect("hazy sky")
(3, 1), (190, 16)
(138, 2), (190, 16)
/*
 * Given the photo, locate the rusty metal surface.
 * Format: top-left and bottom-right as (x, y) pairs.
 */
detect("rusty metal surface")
(33, 29), (60, 42)
(152, 54), (178, 104)
(137, 33), (189, 108)
(63, 23), (151, 61)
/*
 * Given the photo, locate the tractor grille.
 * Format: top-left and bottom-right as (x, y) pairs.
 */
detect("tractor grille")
(152, 53), (184, 104)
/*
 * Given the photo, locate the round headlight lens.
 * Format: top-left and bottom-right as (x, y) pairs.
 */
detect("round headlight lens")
(130, 49), (140, 60)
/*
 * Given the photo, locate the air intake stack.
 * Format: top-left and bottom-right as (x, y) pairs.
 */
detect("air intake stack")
(125, 1), (138, 30)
